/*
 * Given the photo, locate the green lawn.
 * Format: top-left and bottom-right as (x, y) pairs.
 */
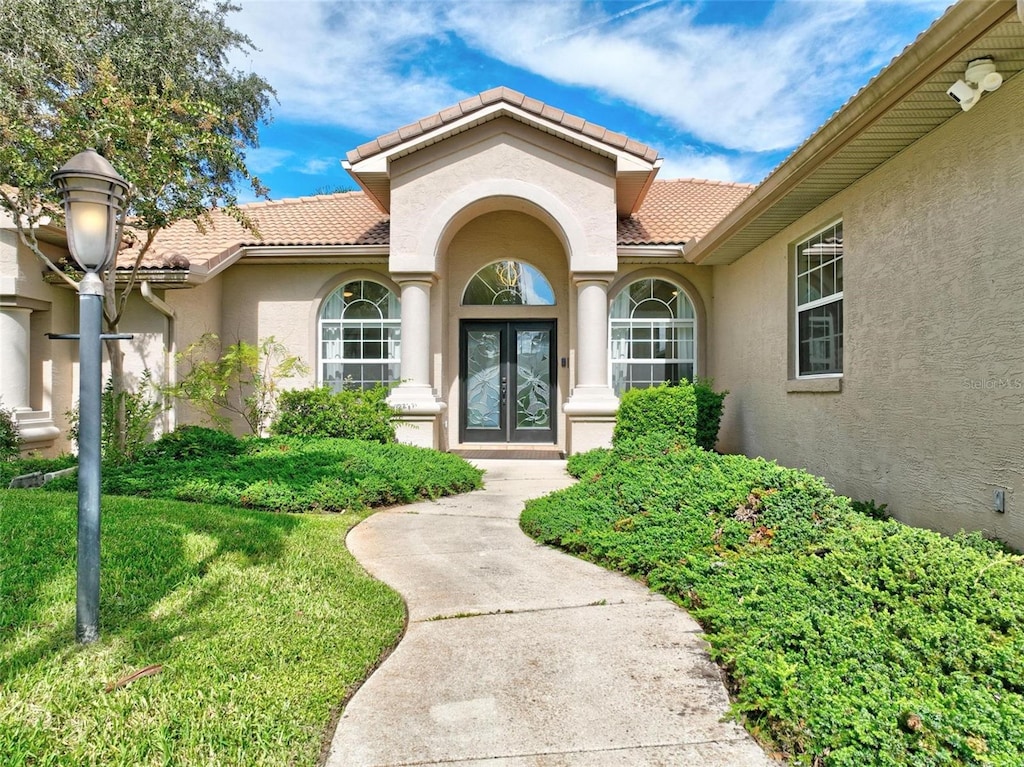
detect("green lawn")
(0, 490), (405, 766)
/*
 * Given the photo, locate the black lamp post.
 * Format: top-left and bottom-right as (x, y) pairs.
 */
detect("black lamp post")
(52, 149), (129, 644)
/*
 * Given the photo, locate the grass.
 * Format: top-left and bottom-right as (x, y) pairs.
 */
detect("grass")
(0, 489), (406, 766)
(1, 432), (484, 764)
(522, 445), (1024, 766)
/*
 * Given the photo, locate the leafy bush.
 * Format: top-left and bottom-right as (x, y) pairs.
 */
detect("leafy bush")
(693, 378), (728, 451)
(851, 498), (890, 520)
(144, 425), (244, 461)
(522, 445), (1024, 766)
(168, 334), (307, 435)
(612, 381), (697, 451)
(272, 385), (395, 443)
(0, 402), (21, 461)
(67, 371), (165, 464)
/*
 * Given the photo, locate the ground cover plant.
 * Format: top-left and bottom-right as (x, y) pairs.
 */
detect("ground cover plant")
(522, 447), (1024, 765)
(13, 426), (482, 512)
(0, 489), (405, 766)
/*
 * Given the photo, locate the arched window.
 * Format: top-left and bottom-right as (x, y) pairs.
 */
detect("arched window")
(462, 260), (555, 305)
(610, 278), (696, 395)
(320, 280), (400, 391)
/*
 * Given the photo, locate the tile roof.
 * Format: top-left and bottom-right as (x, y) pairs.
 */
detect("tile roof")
(346, 86), (660, 165)
(118, 191), (389, 270)
(122, 179), (754, 271)
(617, 179), (755, 246)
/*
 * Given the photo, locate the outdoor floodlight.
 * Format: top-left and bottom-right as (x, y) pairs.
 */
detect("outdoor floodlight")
(947, 57), (1004, 112)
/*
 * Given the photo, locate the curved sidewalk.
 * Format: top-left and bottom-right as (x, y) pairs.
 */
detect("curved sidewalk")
(326, 460), (772, 767)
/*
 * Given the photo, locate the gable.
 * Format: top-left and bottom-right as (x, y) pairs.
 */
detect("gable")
(344, 87), (661, 217)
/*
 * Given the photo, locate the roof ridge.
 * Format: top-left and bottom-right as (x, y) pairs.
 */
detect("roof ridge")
(653, 177), (757, 189)
(347, 86), (660, 165)
(238, 189), (367, 210)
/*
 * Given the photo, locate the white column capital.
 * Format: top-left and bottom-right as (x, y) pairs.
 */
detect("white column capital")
(571, 271), (616, 288)
(391, 271), (439, 288)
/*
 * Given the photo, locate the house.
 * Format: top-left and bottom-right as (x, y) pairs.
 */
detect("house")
(2, 0), (1022, 546)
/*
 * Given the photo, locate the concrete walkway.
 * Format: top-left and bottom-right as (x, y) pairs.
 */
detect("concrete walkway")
(326, 460), (772, 767)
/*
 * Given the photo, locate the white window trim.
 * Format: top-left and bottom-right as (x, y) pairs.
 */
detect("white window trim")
(794, 220), (843, 380)
(318, 281), (401, 390)
(608, 278), (698, 395)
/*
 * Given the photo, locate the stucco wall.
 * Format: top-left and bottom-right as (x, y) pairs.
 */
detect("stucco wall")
(711, 72), (1024, 547)
(176, 262), (392, 433)
(1, 226), (78, 452)
(389, 117), (618, 274)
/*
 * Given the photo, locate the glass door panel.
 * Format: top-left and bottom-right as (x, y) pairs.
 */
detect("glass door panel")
(465, 329), (503, 430)
(460, 321), (556, 444)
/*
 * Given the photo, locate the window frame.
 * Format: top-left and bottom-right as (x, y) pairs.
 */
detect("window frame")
(793, 219), (844, 379)
(318, 279), (401, 391)
(608, 277), (697, 395)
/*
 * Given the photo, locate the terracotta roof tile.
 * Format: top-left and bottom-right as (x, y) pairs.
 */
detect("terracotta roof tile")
(561, 113), (585, 132)
(123, 179), (754, 271)
(345, 87), (658, 164)
(459, 94), (484, 112)
(118, 191), (391, 270)
(617, 179), (756, 246)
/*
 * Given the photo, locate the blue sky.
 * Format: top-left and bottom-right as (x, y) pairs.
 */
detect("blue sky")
(229, 0), (951, 202)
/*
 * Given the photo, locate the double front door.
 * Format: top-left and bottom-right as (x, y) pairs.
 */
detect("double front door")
(460, 320), (556, 443)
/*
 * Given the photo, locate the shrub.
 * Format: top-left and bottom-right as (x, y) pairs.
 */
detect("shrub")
(0, 402), (21, 461)
(612, 381), (697, 451)
(67, 371), (164, 464)
(693, 378), (728, 451)
(32, 436), (483, 513)
(272, 385), (395, 443)
(143, 425), (244, 461)
(168, 334), (307, 435)
(522, 446), (1024, 766)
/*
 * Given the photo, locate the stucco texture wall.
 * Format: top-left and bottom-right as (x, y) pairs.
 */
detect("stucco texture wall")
(179, 262), (392, 433)
(388, 117), (618, 274)
(711, 73), (1024, 547)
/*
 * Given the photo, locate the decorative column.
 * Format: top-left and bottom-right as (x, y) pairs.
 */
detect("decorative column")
(0, 302), (60, 449)
(0, 305), (32, 413)
(387, 273), (445, 449)
(563, 273), (619, 453)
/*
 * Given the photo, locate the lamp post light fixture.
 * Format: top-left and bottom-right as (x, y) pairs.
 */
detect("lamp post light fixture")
(52, 149), (130, 644)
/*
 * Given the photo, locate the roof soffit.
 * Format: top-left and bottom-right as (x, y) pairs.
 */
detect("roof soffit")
(687, 0), (1024, 265)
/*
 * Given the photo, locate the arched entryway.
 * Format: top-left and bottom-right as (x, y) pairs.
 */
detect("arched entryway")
(442, 209), (569, 450)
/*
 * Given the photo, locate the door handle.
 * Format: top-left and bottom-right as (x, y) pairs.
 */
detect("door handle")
(500, 376), (507, 403)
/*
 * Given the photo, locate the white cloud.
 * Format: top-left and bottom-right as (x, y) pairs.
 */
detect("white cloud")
(229, 0), (945, 159)
(296, 157), (334, 175)
(231, 1), (468, 134)
(244, 146), (293, 174)
(657, 149), (753, 184)
(442, 0), (938, 152)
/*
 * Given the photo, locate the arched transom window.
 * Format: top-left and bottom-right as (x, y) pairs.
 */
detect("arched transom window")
(320, 280), (400, 391)
(610, 278), (696, 395)
(462, 260), (555, 306)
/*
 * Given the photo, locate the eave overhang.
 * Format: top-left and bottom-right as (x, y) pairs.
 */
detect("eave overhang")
(685, 0), (1024, 266)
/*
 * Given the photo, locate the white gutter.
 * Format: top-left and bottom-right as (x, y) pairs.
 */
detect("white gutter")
(140, 281), (177, 434)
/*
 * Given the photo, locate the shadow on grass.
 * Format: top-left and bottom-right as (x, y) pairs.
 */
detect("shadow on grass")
(0, 489), (300, 681)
